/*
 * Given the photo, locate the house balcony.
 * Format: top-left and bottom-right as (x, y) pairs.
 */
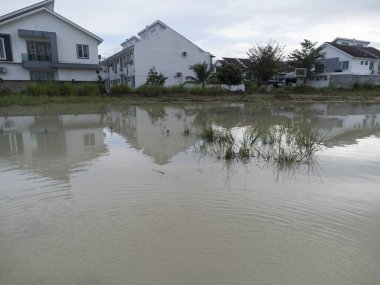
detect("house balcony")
(22, 53), (52, 62)
(21, 53), (53, 70)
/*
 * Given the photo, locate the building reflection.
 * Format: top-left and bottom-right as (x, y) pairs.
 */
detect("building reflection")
(0, 114), (108, 182)
(1, 103), (379, 176)
(104, 105), (198, 165)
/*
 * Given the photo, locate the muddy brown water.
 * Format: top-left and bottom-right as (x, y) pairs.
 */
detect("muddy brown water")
(1, 102), (380, 285)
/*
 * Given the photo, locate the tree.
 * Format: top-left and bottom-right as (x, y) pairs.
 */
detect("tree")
(247, 40), (285, 85)
(216, 64), (243, 88)
(145, 67), (167, 86)
(184, 61), (216, 87)
(288, 39), (325, 78)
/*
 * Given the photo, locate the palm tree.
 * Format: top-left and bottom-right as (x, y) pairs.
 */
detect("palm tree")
(184, 61), (216, 87)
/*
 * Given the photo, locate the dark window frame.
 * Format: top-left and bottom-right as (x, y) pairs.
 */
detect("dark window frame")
(0, 38), (5, 60)
(77, 44), (89, 59)
(0, 34), (13, 62)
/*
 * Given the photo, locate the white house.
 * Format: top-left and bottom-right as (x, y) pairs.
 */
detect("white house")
(309, 38), (380, 87)
(101, 20), (212, 90)
(0, 0), (103, 90)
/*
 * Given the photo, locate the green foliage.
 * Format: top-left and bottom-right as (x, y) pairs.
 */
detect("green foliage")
(186, 86), (224, 95)
(216, 64), (243, 87)
(197, 124), (325, 165)
(244, 82), (259, 93)
(135, 84), (167, 96)
(247, 40), (285, 85)
(26, 82), (59, 96)
(167, 85), (188, 93)
(185, 61), (216, 87)
(59, 82), (77, 96)
(145, 67), (167, 86)
(109, 84), (133, 95)
(353, 83), (377, 90)
(26, 82), (101, 97)
(76, 83), (100, 97)
(0, 88), (12, 97)
(288, 39), (325, 78)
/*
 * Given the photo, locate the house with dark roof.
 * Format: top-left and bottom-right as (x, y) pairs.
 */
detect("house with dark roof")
(317, 38), (380, 75)
(309, 38), (380, 88)
(214, 57), (253, 81)
(0, 0), (103, 90)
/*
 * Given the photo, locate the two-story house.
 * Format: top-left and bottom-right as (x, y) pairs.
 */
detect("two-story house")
(310, 38), (380, 88)
(101, 20), (212, 90)
(0, 0), (103, 90)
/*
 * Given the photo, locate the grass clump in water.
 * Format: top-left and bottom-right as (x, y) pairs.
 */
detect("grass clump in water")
(197, 124), (325, 167)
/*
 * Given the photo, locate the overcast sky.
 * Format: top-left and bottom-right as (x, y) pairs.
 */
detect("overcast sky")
(2, 0), (380, 59)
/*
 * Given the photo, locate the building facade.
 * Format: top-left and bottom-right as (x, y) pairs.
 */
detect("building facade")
(101, 20), (212, 90)
(0, 0), (103, 90)
(309, 38), (380, 88)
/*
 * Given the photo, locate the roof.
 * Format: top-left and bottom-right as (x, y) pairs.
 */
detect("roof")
(0, 0), (103, 43)
(137, 20), (168, 36)
(326, 42), (380, 59)
(0, 0), (55, 23)
(218, 58), (251, 70)
(332, 37), (370, 46)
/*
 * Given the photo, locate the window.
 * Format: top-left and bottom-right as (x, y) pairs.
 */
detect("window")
(77, 44), (89, 59)
(83, 134), (95, 146)
(30, 71), (55, 81)
(340, 61), (349, 70)
(361, 61), (364, 65)
(0, 38), (5, 60)
(0, 34), (12, 62)
(365, 61), (368, 65)
(315, 63), (324, 73)
(341, 42), (349, 45)
(26, 41), (52, 62)
(369, 62), (374, 70)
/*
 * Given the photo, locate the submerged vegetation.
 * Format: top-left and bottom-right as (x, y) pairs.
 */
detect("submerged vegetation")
(197, 124), (326, 167)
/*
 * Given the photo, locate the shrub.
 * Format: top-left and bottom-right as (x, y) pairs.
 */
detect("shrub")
(0, 88), (12, 97)
(290, 84), (316, 93)
(26, 82), (59, 96)
(77, 83), (100, 97)
(145, 67), (167, 86)
(59, 82), (77, 96)
(135, 84), (167, 96)
(187, 86), (224, 95)
(245, 82), (259, 93)
(167, 85), (188, 93)
(109, 84), (133, 95)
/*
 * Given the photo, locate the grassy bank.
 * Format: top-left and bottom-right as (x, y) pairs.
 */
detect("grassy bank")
(1, 83), (380, 107)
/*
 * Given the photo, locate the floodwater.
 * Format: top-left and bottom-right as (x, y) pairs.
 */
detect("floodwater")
(1, 102), (380, 285)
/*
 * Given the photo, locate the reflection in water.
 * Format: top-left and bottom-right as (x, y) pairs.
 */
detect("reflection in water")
(1, 102), (380, 285)
(0, 114), (108, 182)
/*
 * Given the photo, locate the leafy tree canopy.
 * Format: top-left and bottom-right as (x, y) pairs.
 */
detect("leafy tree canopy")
(247, 40), (285, 85)
(216, 64), (243, 88)
(288, 39), (325, 78)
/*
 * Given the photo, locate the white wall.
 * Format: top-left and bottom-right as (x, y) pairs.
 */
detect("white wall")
(134, 28), (211, 87)
(323, 44), (378, 75)
(0, 63), (31, 80)
(0, 9), (100, 81)
(57, 69), (98, 81)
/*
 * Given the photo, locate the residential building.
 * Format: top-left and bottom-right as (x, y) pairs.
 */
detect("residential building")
(0, 0), (103, 90)
(101, 20), (212, 90)
(310, 38), (380, 88)
(214, 57), (252, 81)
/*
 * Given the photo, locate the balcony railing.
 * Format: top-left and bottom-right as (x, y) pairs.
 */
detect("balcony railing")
(21, 53), (52, 62)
